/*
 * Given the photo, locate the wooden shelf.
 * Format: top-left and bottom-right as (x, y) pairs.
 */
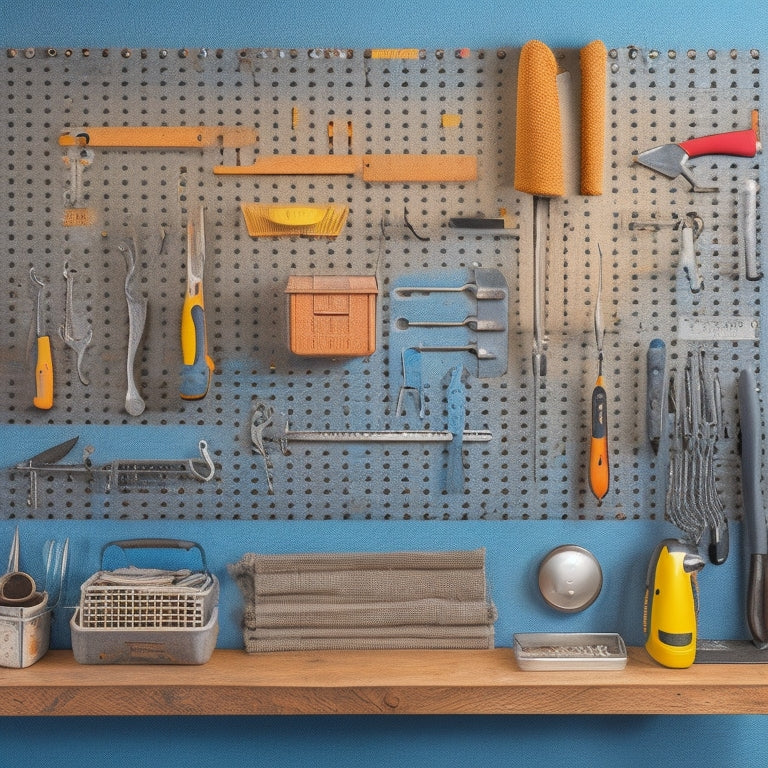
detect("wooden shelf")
(2, 648), (768, 716)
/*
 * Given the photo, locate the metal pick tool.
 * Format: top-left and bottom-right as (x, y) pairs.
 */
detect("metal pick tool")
(119, 238), (147, 416)
(59, 262), (92, 385)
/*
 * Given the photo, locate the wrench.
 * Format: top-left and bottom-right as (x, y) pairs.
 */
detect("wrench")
(396, 315), (505, 332)
(59, 262), (92, 385)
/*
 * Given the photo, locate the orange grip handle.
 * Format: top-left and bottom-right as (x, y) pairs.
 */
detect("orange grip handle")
(589, 379), (609, 500)
(33, 335), (54, 410)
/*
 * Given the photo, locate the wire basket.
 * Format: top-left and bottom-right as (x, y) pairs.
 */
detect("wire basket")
(71, 539), (219, 665)
(78, 574), (216, 630)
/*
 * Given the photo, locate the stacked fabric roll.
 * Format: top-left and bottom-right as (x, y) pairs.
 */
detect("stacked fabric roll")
(229, 549), (497, 652)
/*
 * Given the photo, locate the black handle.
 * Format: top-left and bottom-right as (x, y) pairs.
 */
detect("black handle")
(747, 553), (768, 645)
(708, 519), (729, 566)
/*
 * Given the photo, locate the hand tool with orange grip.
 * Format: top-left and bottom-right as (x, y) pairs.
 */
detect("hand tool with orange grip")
(588, 246), (609, 502)
(634, 111), (760, 192)
(514, 40), (565, 479)
(29, 268), (54, 410)
(180, 205), (214, 400)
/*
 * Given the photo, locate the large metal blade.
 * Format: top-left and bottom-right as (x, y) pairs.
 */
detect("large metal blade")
(20, 436), (79, 467)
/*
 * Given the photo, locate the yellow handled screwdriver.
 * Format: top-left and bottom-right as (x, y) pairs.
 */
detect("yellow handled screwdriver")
(180, 205), (214, 400)
(588, 246), (609, 501)
(29, 268), (54, 410)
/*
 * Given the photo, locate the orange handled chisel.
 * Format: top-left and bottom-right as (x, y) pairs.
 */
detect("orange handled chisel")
(589, 246), (609, 501)
(29, 268), (54, 410)
(180, 206), (214, 400)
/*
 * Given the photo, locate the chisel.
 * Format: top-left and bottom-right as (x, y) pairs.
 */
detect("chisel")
(514, 40), (565, 478)
(29, 268), (54, 410)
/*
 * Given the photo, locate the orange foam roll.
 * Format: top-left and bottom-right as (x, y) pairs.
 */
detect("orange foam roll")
(514, 40), (564, 198)
(580, 40), (608, 196)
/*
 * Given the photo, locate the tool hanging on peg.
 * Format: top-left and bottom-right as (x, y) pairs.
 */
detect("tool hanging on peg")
(634, 112), (760, 192)
(180, 205), (214, 400)
(119, 234), (148, 416)
(588, 246), (609, 502)
(740, 178), (762, 281)
(513, 40), (565, 481)
(59, 262), (93, 385)
(29, 268), (54, 410)
(677, 213), (704, 293)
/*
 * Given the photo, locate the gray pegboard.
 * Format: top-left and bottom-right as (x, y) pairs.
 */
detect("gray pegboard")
(0, 46), (763, 521)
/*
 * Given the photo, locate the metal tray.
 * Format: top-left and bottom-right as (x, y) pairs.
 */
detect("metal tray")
(513, 632), (627, 671)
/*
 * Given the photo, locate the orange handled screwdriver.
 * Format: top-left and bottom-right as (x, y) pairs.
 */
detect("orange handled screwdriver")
(29, 268), (54, 410)
(589, 246), (609, 501)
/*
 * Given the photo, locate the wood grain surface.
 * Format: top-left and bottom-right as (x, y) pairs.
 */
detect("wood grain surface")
(1, 648), (767, 716)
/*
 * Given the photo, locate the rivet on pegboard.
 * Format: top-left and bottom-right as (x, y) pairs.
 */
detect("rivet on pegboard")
(707, 49), (717, 59)
(23, 48), (35, 59)
(687, 49), (696, 59)
(46, 48), (57, 58)
(6, 49), (17, 58)
(121, 49), (131, 58)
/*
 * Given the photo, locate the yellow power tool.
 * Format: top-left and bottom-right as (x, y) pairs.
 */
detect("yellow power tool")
(643, 538), (704, 668)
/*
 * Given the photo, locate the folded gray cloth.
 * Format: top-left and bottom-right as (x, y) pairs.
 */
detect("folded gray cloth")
(250, 624), (494, 639)
(230, 549), (497, 653)
(246, 631), (495, 653)
(235, 549), (486, 574)
(251, 568), (487, 602)
(243, 598), (497, 629)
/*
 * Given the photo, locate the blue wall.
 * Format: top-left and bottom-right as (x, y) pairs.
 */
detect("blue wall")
(2, 2), (768, 767)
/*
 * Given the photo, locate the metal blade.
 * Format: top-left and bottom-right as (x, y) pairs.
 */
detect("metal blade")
(20, 436), (79, 467)
(186, 205), (206, 291)
(635, 143), (688, 179)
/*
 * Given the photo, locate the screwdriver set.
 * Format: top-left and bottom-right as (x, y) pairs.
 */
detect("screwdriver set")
(0, 45), (764, 522)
